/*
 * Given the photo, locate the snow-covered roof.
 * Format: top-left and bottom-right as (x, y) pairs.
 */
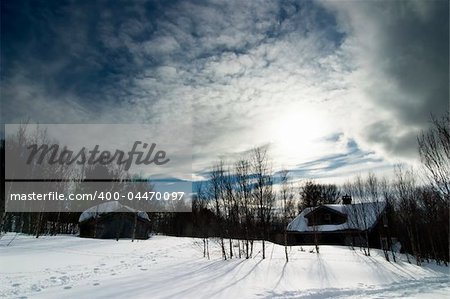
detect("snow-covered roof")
(79, 201), (150, 223)
(287, 201), (386, 233)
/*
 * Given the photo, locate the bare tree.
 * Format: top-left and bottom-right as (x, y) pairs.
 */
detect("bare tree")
(418, 115), (450, 201)
(252, 147), (274, 259)
(3, 124), (73, 238)
(393, 166), (421, 265)
(279, 169), (294, 262)
(321, 184), (341, 204)
(222, 165), (237, 259)
(366, 173), (381, 258)
(235, 158), (254, 259)
(417, 187), (442, 264)
(417, 115), (449, 265)
(380, 177), (397, 262)
(344, 176), (372, 256)
(209, 161), (227, 260)
(193, 183), (211, 259)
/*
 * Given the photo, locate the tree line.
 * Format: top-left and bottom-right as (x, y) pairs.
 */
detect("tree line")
(182, 115), (449, 264)
(1, 115), (448, 265)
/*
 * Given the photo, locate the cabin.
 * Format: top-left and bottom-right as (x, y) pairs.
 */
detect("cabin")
(79, 202), (151, 239)
(287, 196), (387, 248)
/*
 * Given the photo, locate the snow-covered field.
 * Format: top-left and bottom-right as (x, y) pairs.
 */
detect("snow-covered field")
(1, 233), (448, 299)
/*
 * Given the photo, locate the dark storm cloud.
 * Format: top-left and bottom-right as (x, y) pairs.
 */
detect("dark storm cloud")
(321, 0), (449, 160)
(1, 0), (344, 120)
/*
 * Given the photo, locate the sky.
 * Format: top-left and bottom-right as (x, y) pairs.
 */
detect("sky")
(1, 0), (449, 183)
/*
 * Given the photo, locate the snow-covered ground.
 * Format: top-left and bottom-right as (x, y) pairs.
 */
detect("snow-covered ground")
(0, 233), (448, 299)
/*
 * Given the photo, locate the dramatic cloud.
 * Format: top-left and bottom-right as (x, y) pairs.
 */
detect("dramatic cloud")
(2, 0), (448, 181)
(320, 0), (449, 159)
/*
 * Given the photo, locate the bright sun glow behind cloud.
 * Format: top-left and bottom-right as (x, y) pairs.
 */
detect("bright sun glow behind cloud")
(267, 107), (332, 167)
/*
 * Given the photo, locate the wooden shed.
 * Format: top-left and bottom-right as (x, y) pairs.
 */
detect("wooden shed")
(79, 202), (151, 240)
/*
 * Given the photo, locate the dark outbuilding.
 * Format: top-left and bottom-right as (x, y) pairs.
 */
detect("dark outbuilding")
(79, 202), (151, 240)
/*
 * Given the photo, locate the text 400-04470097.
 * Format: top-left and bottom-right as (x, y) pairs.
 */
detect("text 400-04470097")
(96, 191), (186, 201)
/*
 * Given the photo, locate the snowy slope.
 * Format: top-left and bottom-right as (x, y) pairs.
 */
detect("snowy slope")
(0, 233), (448, 299)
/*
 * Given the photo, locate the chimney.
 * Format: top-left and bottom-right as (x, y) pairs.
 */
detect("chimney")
(342, 194), (352, 205)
